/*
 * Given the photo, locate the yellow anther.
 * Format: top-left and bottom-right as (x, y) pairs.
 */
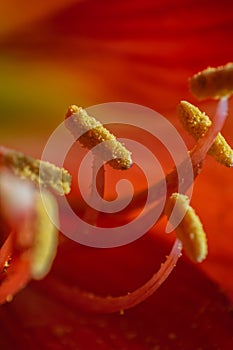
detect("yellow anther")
(2, 150), (71, 195)
(178, 101), (233, 167)
(65, 105), (132, 170)
(31, 191), (58, 280)
(189, 62), (233, 100)
(165, 193), (208, 263)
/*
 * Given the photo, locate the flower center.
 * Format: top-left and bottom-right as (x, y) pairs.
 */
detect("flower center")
(0, 62), (232, 312)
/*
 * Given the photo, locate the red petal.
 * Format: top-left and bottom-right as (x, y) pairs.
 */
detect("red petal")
(0, 233), (31, 305)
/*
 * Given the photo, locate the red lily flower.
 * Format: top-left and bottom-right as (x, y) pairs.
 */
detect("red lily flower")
(0, 0), (233, 349)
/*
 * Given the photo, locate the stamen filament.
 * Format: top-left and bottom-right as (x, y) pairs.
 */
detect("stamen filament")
(118, 98), (229, 224)
(31, 191), (58, 280)
(65, 104), (133, 226)
(36, 239), (182, 313)
(82, 156), (105, 225)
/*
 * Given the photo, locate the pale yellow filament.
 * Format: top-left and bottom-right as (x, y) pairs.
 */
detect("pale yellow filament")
(31, 191), (58, 280)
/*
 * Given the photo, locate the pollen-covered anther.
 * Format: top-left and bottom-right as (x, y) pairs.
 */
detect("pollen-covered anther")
(165, 193), (208, 263)
(30, 191), (58, 280)
(65, 105), (132, 170)
(2, 150), (71, 195)
(189, 62), (233, 100)
(178, 101), (233, 167)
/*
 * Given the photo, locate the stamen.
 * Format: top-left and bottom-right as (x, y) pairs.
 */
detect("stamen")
(31, 191), (58, 280)
(82, 156), (105, 225)
(189, 97), (229, 166)
(165, 193), (207, 263)
(178, 100), (233, 167)
(65, 105), (132, 170)
(37, 239), (183, 313)
(0, 173), (59, 304)
(1, 61), (231, 311)
(189, 62), (233, 100)
(0, 148), (71, 195)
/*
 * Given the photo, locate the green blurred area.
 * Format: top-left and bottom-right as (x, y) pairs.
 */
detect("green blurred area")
(0, 55), (85, 140)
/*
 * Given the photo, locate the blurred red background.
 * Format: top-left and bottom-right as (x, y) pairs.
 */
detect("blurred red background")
(0, 1), (233, 349)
